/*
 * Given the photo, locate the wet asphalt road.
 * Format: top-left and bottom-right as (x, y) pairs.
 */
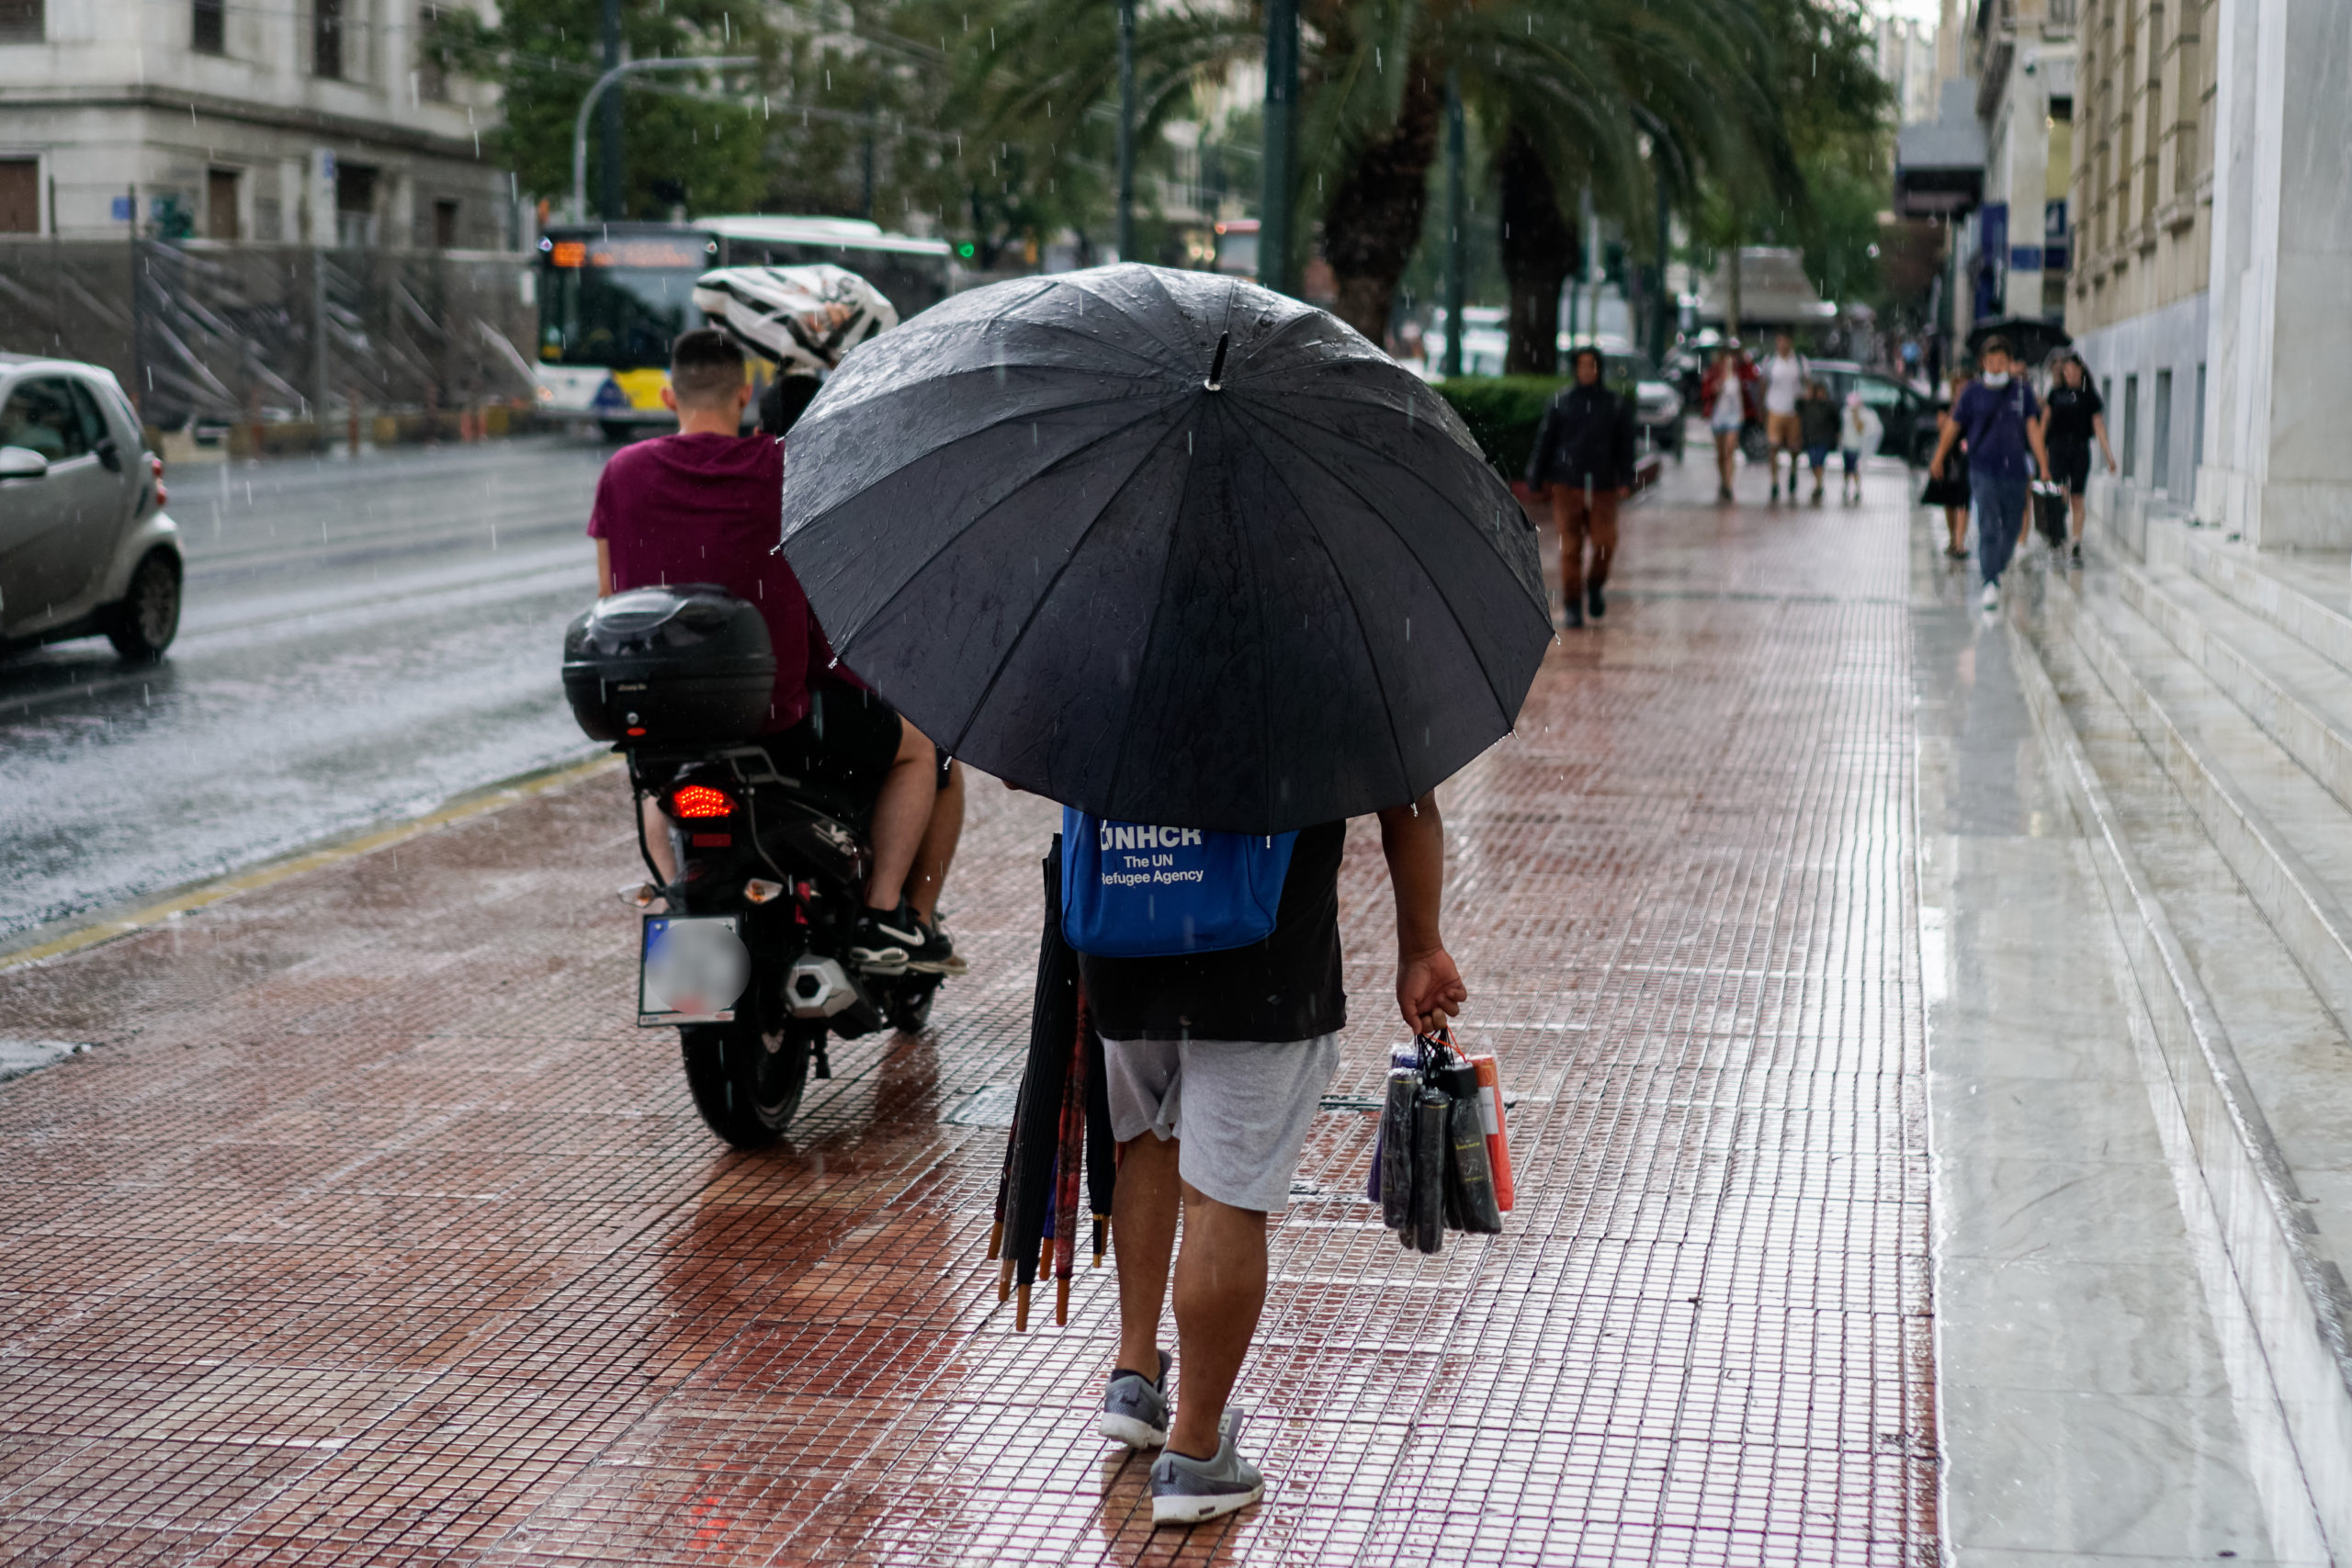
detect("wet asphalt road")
(0, 437), (615, 943)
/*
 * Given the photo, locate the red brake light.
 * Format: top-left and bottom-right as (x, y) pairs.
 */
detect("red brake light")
(149, 455), (166, 507)
(669, 784), (735, 819)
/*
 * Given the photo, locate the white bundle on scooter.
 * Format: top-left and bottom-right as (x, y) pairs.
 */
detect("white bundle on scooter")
(691, 265), (899, 376)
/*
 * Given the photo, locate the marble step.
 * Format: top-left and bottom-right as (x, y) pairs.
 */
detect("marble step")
(2120, 560), (2352, 820)
(2060, 571), (2352, 1280)
(2011, 568), (2352, 1555)
(2169, 524), (2352, 679)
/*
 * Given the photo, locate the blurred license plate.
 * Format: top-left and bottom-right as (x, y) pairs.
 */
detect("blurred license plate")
(637, 914), (749, 1027)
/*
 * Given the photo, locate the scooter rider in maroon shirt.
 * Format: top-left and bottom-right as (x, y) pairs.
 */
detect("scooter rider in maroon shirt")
(589, 328), (963, 973)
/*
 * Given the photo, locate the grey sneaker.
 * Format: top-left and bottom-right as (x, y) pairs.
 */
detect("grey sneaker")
(1100, 1350), (1170, 1450)
(1149, 1409), (1263, 1527)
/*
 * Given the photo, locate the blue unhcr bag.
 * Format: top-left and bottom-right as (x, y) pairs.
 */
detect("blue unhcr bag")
(1059, 808), (1298, 958)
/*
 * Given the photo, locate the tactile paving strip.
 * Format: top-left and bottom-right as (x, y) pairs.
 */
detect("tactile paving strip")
(0, 469), (1932, 1564)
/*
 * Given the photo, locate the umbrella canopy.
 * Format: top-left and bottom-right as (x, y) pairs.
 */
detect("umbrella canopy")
(778, 264), (1550, 834)
(1965, 315), (2072, 369)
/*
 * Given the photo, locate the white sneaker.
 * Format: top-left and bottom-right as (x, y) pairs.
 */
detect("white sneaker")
(1980, 581), (1999, 609)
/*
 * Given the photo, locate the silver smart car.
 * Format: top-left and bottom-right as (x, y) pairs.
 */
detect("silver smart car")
(0, 355), (182, 660)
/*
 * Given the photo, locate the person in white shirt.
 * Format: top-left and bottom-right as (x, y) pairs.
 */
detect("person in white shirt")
(1760, 333), (1807, 502)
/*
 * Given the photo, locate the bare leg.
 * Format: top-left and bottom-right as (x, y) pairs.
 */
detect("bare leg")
(1168, 1184), (1268, 1458)
(1946, 505), (1967, 556)
(863, 716), (937, 910)
(2067, 491), (2086, 545)
(641, 796), (677, 882)
(907, 760), (965, 923)
(1714, 431), (1736, 495)
(1114, 1133), (1181, 1379)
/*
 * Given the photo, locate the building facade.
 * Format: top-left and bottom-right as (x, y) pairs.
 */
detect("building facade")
(0, 0), (507, 249)
(2191, 0), (2352, 548)
(1968, 0), (2075, 326)
(2064, 0), (2216, 510)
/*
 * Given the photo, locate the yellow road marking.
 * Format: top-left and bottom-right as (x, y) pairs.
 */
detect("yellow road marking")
(0, 753), (622, 974)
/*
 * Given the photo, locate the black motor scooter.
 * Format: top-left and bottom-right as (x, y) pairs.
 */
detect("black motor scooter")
(562, 582), (945, 1149)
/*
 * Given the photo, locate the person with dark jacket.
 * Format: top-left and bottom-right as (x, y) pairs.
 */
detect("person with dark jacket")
(1525, 346), (1637, 628)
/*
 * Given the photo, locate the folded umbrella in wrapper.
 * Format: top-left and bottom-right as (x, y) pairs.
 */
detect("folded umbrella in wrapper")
(1373, 1028), (1504, 1253)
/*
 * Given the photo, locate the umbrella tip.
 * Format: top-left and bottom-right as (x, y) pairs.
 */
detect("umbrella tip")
(1204, 331), (1229, 391)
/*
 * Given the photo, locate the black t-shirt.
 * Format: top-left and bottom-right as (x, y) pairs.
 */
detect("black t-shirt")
(1079, 820), (1347, 1043)
(2043, 382), (2103, 448)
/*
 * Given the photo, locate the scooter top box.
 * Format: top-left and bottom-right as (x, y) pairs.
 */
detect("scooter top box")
(563, 584), (776, 744)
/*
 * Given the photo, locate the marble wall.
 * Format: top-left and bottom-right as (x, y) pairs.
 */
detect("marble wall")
(2195, 0), (2352, 551)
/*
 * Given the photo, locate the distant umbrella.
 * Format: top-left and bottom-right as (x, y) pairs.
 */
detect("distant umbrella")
(779, 264), (1551, 835)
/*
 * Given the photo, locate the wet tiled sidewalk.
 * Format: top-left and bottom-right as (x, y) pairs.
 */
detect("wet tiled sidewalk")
(0, 462), (1933, 1564)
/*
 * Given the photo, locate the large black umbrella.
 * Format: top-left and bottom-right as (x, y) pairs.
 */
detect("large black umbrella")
(778, 265), (1551, 834)
(1966, 315), (2072, 369)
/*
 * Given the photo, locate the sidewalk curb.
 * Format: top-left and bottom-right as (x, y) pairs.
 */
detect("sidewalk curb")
(0, 751), (622, 976)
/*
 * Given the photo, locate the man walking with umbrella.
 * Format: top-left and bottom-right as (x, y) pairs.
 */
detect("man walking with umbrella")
(1083, 800), (1466, 1521)
(776, 265), (1553, 1527)
(1525, 345), (1636, 627)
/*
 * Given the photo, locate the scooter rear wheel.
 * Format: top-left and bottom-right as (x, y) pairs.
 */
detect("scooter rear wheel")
(680, 1019), (816, 1148)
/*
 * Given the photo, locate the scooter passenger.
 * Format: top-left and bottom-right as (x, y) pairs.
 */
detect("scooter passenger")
(589, 327), (964, 974)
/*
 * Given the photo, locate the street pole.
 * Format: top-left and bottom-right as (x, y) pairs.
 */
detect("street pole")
(125, 185), (143, 414)
(1653, 160), (1672, 363)
(1115, 0), (1136, 262)
(599, 0), (623, 220)
(1442, 72), (1464, 378)
(1258, 0), (1295, 295)
(571, 57), (757, 222)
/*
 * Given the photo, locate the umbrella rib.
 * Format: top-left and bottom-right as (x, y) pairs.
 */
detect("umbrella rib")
(872, 313), (1181, 378)
(1234, 403), (1530, 742)
(1218, 410), (1415, 807)
(1212, 310), (1333, 389)
(797, 387), (1188, 566)
(1250, 393), (1548, 617)
(919, 405), (1198, 761)
(1095, 405), (1207, 819)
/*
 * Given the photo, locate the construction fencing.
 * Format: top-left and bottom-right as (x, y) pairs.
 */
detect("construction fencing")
(0, 241), (542, 431)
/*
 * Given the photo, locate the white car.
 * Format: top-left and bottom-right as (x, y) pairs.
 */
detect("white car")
(0, 355), (181, 660)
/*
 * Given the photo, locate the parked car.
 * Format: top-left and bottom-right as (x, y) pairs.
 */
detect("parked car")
(0, 355), (181, 661)
(1783, 358), (1939, 466)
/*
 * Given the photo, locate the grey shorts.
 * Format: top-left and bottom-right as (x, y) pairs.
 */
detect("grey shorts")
(1101, 1034), (1341, 1213)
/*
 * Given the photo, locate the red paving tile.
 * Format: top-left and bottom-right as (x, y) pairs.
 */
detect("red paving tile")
(0, 468), (1933, 1564)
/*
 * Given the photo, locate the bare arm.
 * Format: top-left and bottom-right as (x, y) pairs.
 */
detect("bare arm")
(1376, 794), (1468, 1034)
(2093, 413), (2117, 471)
(2029, 409), (2052, 483)
(596, 537), (613, 597)
(1929, 413), (1960, 479)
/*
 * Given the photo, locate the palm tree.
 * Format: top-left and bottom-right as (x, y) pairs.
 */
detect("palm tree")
(946, 0), (1795, 353)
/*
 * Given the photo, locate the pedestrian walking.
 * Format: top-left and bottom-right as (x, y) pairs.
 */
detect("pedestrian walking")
(1920, 369), (1974, 559)
(1838, 391), (1881, 505)
(1930, 337), (2050, 609)
(1526, 345), (1637, 628)
(2037, 354), (2116, 565)
(1798, 379), (1840, 504)
(1702, 344), (1758, 503)
(775, 265), (1550, 1528)
(1760, 332), (1808, 502)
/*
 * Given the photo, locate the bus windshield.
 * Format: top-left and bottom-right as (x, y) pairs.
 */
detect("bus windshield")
(537, 231), (719, 370)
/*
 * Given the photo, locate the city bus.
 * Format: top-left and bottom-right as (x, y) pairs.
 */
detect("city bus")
(532, 215), (955, 436)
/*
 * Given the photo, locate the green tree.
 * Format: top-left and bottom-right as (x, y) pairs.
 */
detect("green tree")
(424, 0), (776, 219)
(1682, 0), (1893, 330)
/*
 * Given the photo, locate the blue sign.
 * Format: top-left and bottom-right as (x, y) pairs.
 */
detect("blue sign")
(2009, 246), (2046, 271)
(2044, 198), (2068, 241)
(1979, 202), (2009, 259)
(109, 196), (131, 221)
